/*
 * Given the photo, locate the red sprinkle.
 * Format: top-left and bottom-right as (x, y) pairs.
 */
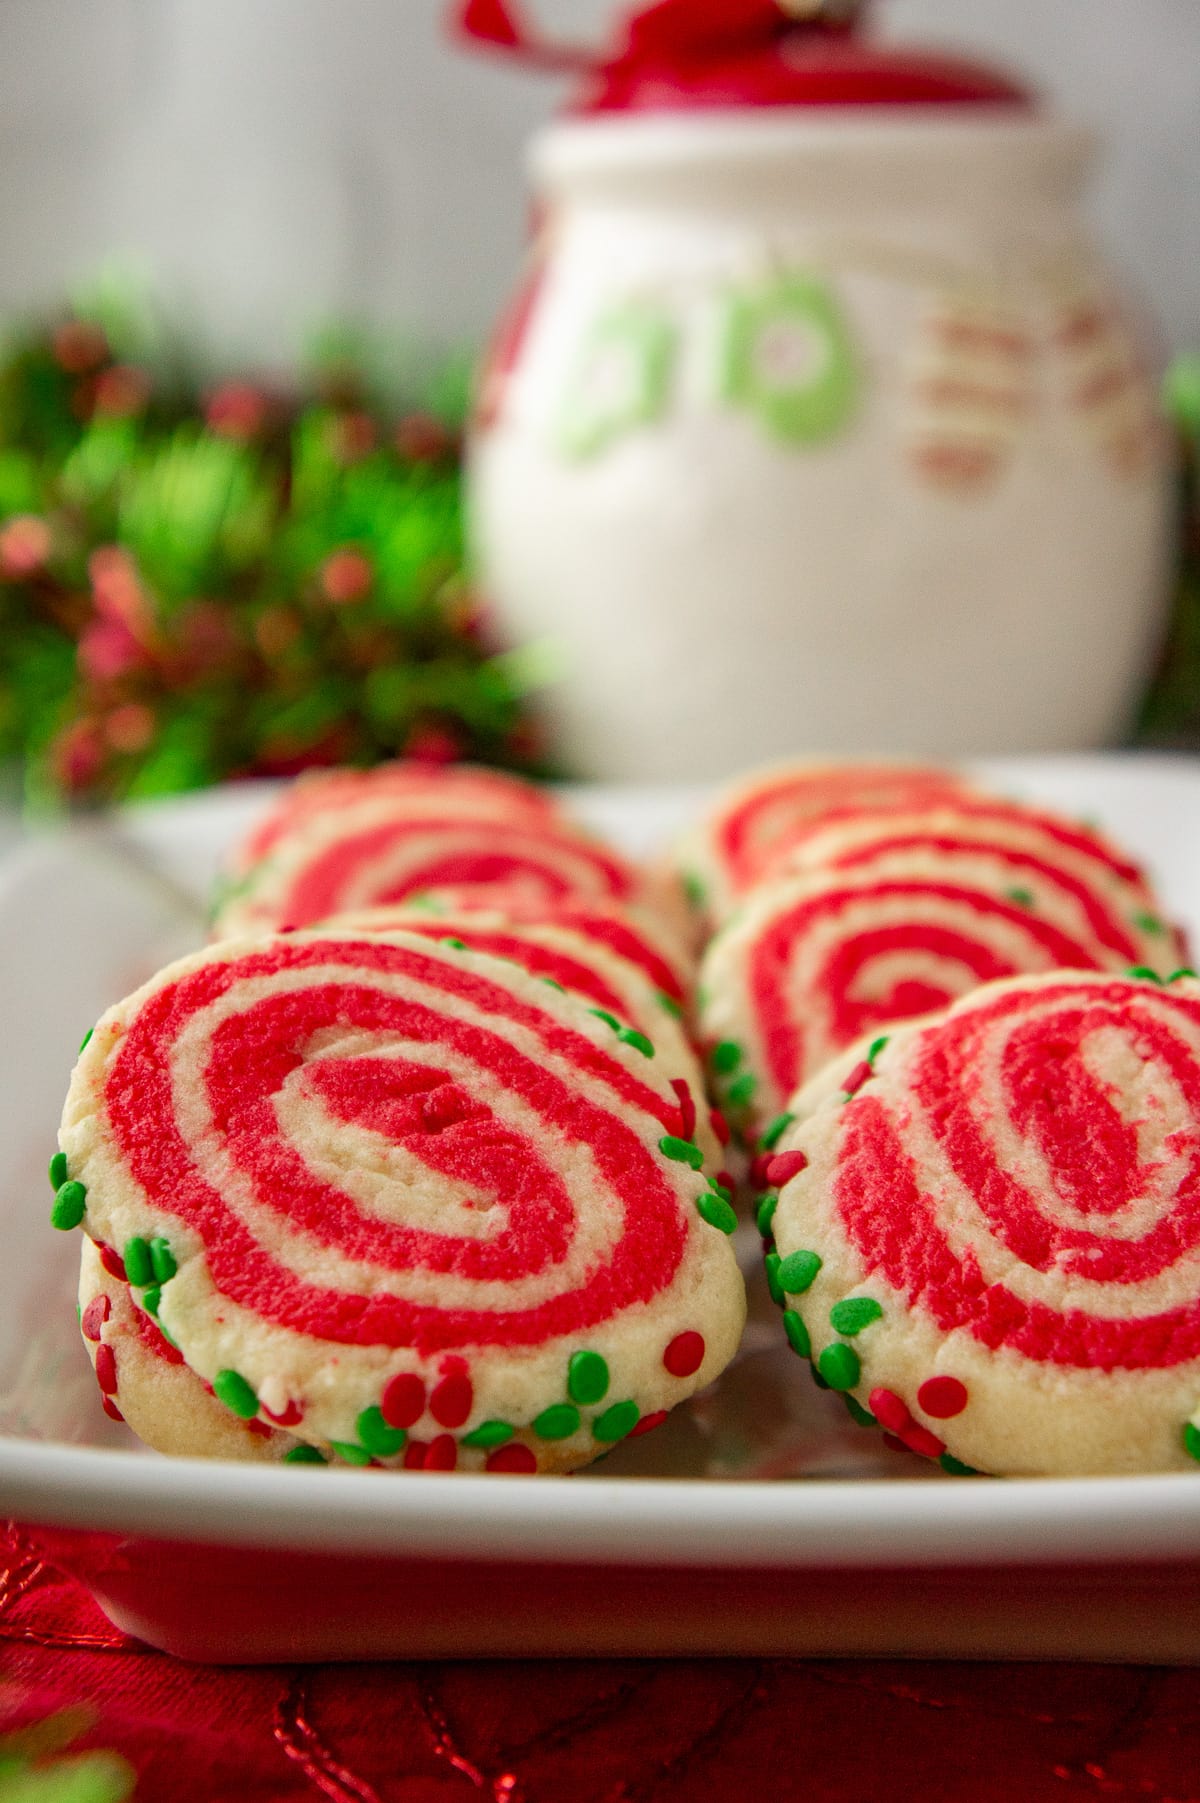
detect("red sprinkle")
(710, 1107), (731, 1148)
(98, 1242), (126, 1281)
(881, 1432), (909, 1455)
(101, 1396), (125, 1423)
(671, 1079), (697, 1142)
(81, 1294), (110, 1342)
(899, 1422), (947, 1460)
(842, 1060), (873, 1098)
(629, 1410), (668, 1438)
(430, 1360), (473, 1429)
(766, 1150), (809, 1188)
(246, 1418), (274, 1440)
(868, 1388), (913, 1434)
(917, 1376), (969, 1419)
(486, 1443), (538, 1474)
(426, 1434), (458, 1471)
(94, 1344), (118, 1396)
(749, 1154), (775, 1190)
(262, 1398), (303, 1428)
(403, 1440), (428, 1470)
(663, 1330), (705, 1378)
(382, 1371), (427, 1430)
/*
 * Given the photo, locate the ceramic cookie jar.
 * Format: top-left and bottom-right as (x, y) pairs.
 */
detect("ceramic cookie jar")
(459, 0), (1174, 779)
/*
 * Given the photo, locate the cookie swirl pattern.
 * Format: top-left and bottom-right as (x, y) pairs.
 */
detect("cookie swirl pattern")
(766, 972), (1200, 1475)
(59, 932), (743, 1471)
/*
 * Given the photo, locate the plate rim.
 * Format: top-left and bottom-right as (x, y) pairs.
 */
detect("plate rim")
(6, 750), (1200, 1573)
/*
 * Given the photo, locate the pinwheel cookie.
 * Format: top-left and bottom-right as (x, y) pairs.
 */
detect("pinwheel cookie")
(760, 970), (1200, 1476)
(669, 760), (974, 926)
(78, 1236), (299, 1462)
(213, 800), (681, 944)
(229, 760), (565, 877)
(699, 802), (1188, 1132)
(55, 930), (744, 1472)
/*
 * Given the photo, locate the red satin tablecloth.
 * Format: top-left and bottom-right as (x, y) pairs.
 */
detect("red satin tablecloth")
(4, 1520), (1200, 1802)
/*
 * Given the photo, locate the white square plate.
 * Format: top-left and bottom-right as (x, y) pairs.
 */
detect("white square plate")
(4, 755), (1200, 1664)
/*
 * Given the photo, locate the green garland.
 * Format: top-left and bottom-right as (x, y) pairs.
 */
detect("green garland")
(0, 292), (544, 808)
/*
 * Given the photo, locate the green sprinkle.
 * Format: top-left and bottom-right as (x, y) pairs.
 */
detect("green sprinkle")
(756, 1193), (778, 1237)
(810, 1366), (831, 1391)
(440, 936), (468, 951)
(778, 1249), (822, 1294)
(49, 1151), (68, 1190)
(149, 1236), (177, 1283)
(593, 1400), (639, 1443)
(357, 1405), (407, 1457)
(1134, 911), (1165, 935)
(79, 1027), (93, 1053)
(618, 1027), (655, 1058)
(867, 1036), (890, 1063)
(461, 1420), (514, 1449)
(1005, 886), (1035, 908)
(829, 1296), (884, 1336)
(725, 1072), (757, 1109)
(50, 1179), (86, 1231)
(765, 1251), (785, 1307)
(123, 1236), (154, 1288)
(817, 1343), (861, 1392)
(589, 1008), (623, 1033)
(284, 1444), (328, 1464)
(782, 1310), (810, 1359)
(697, 1189), (738, 1235)
(155, 1317), (179, 1350)
(683, 871), (707, 910)
(213, 1369), (259, 1420)
(330, 1441), (372, 1466)
(656, 991), (684, 1020)
(1170, 969), (1198, 984)
(710, 1040), (742, 1075)
(1184, 1422), (1200, 1463)
(141, 1285), (162, 1318)
(534, 1403), (581, 1440)
(939, 1453), (982, 1477)
(540, 976), (566, 992)
(844, 1395), (877, 1428)
(1128, 966), (1164, 984)
(659, 1135), (704, 1170)
(760, 1113), (795, 1152)
(568, 1350), (610, 1406)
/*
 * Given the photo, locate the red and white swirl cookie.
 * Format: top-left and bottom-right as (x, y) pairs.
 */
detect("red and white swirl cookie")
(384, 891), (696, 1025)
(670, 760), (975, 924)
(699, 809), (1187, 1132)
(78, 1236), (298, 1462)
(763, 971), (1200, 1475)
(230, 761), (563, 876)
(57, 931), (744, 1472)
(213, 803), (678, 944)
(758, 795), (1179, 914)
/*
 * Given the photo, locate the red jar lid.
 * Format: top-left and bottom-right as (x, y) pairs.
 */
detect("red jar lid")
(452, 0), (1033, 114)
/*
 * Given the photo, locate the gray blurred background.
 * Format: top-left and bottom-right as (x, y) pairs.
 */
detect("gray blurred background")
(0, 0), (1196, 365)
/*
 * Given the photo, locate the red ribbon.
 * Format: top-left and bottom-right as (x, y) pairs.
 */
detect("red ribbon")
(452, 0), (858, 76)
